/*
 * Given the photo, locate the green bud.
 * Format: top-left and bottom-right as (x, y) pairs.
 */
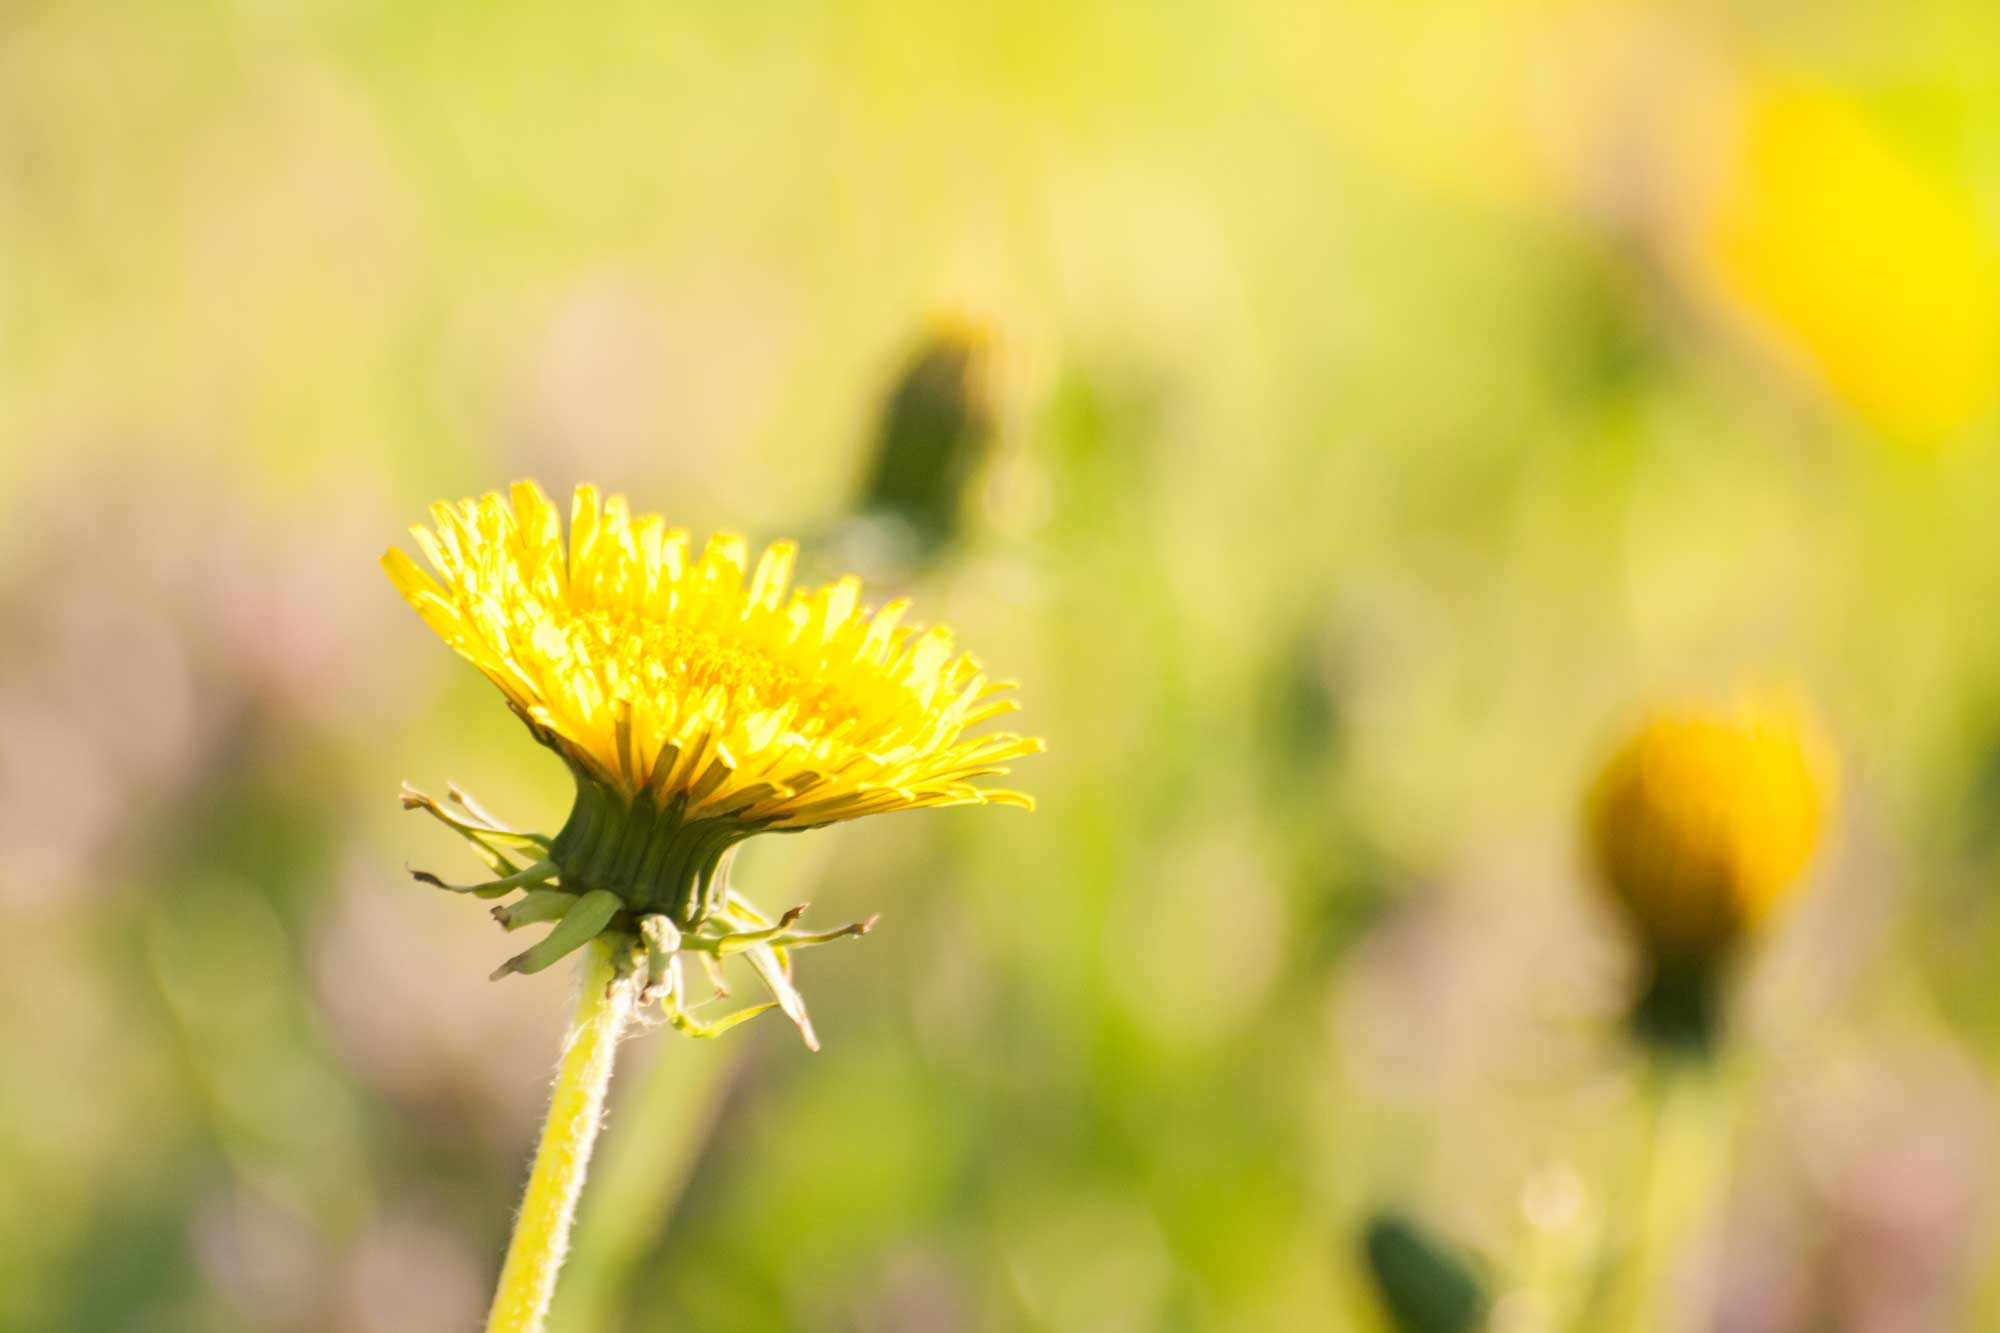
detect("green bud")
(1362, 1212), (1488, 1333)
(855, 316), (998, 560)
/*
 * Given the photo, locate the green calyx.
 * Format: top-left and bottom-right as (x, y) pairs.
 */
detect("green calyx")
(1628, 952), (1733, 1060)
(398, 777), (876, 1049)
(547, 771), (768, 927)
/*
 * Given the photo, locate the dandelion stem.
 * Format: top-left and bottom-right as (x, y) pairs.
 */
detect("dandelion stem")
(547, 1040), (742, 1333)
(1607, 1060), (1734, 1333)
(486, 938), (634, 1333)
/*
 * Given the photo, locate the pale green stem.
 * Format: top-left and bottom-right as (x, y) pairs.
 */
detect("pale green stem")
(549, 1040), (743, 1332)
(1608, 1062), (1733, 1333)
(487, 939), (635, 1333)
(552, 842), (838, 1329)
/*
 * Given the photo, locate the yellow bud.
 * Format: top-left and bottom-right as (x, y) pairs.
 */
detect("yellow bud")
(1586, 689), (1832, 986)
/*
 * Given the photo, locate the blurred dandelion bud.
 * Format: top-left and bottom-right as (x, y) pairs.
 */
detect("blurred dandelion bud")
(1585, 689), (1834, 1053)
(1362, 1211), (1490, 1333)
(850, 313), (1000, 566)
(1665, 74), (2000, 446)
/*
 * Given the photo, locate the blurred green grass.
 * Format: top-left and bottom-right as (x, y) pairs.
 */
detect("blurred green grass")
(6, 1), (2000, 1330)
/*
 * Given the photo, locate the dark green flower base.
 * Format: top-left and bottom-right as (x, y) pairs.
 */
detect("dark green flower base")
(1628, 955), (1732, 1060)
(548, 772), (768, 927)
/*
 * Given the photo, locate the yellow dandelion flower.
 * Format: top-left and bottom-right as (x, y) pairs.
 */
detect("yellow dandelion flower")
(382, 480), (1041, 1044)
(1585, 689), (1833, 1049)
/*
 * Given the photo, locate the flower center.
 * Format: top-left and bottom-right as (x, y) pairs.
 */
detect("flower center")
(569, 611), (860, 725)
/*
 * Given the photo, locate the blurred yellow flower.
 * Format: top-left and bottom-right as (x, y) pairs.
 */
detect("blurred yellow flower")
(1672, 76), (2000, 444)
(1587, 690), (1831, 969)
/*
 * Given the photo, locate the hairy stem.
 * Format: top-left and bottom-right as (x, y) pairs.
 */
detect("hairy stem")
(550, 1042), (743, 1332)
(487, 939), (634, 1333)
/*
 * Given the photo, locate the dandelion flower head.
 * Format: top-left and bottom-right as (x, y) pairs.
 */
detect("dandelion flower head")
(385, 481), (1039, 827)
(1586, 688), (1832, 965)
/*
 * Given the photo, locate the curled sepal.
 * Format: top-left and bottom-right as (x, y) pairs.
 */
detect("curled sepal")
(394, 779), (882, 1052)
(687, 895), (882, 1051)
(491, 889), (623, 979)
(632, 912), (788, 1038)
(400, 781), (554, 896)
(412, 859), (558, 898)
(697, 951), (730, 999)
(667, 999), (780, 1039)
(767, 913), (879, 951)
(708, 892), (876, 967)
(492, 888), (579, 931)
(742, 939), (817, 1051)
(684, 900), (879, 961)
(400, 782), (551, 852)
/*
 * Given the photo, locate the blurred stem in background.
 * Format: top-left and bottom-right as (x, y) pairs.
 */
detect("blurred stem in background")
(1601, 1060), (1735, 1333)
(488, 940), (634, 1333)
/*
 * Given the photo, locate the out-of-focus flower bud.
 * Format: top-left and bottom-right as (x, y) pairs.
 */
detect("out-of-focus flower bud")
(1585, 688), (1834, 1053)
(854, 314), (999, 564)
(1362, 1211), (1489, 1333)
